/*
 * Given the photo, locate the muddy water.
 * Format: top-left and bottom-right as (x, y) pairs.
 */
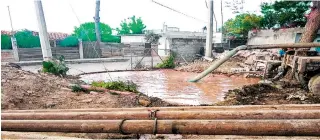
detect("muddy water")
(80, 70), (260, 105)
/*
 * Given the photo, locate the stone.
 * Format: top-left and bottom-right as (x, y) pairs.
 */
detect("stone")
(138, 97), (151, 107)
(80, 99), (93, 103)
(90, 91), (99, 95)
(45, 102), (56, 108)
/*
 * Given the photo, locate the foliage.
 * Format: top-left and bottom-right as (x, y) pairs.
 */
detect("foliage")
(58, 36), (79, 47)
(14, 30), (41, 48)
(71, 84), (87, 92)
(223, 13), (263, 38)
(260, 1), (311, 29)
(1, 34), (12, 50)
(42, 56), (69, 77)
(155, 53), (175, 69)
(73, 22), (119, 43)
(144, 31), (161, 44)
(91, 80), (139, 93)
(116, 16), (146, 34)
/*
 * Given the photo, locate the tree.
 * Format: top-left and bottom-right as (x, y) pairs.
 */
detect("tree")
(223, 13), (263, 38)
(58, 36), (79, 47)
(73, 22), (119, 43)
(260, 1), (311, 29)
(116, 19), (130, 35)
(144, 31), (161, 44)
(14, 30), (41, 48)
(300, 1), (320, 43)
(116, 16), (146, 35)
(1, 34), (12, 50)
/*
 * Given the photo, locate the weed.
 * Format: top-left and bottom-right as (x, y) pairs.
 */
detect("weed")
(155, 53), (175, 68)
(42, 56), (69, 77)
(71, 84), (87, 92)
(91, 80), (139, 93)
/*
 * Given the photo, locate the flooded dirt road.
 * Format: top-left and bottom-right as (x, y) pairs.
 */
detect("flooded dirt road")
(80, 70), (260, 105)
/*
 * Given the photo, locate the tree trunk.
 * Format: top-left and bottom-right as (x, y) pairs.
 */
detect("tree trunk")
(299, 1), (320, 43)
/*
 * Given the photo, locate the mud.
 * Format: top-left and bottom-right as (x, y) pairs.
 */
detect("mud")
(217, 80), (320, 106)
(1, 64), (172, 110)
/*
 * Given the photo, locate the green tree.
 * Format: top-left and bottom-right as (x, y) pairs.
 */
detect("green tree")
(260, 1), (311, 29)
(1, 34), (12, 50)
(223, 13), (263, 38)
(116, 16), (146, 34)
(73, 22), (119, 43)
(116, 19), (130, 35)
(14, 30), (41, 48)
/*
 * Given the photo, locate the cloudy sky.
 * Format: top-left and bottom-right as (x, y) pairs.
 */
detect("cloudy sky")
(0, 0), (265, 34)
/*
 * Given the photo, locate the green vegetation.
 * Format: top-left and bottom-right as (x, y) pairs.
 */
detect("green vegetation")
(1, 34), (12, 50)
(116, 16), (146, 35)
(42, 56), (69, 77)
(71, 84), (87, 92)
(155, 53), (175, 69)
(91, 80), (139, 93)
(261, 1), (310, 29)
(15, 30), (41, 48)
(223, 13), (263, 38)
(73, 22), (120, 43)
(58, 36), (79, 47)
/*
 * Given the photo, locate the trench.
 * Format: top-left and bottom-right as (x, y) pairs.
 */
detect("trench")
(80, 69), (260, 105)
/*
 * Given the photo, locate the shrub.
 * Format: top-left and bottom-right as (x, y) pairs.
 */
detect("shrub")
(14, 30), (41, 48)
(91, 80), (139, 93)
(155, 53), (175, 68)
(59, 36), (79, 47)
(42, 56), (69, 77)
(1, 34), (12, 50)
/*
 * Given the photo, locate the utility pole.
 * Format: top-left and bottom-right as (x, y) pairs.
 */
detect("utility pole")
(94, 0), (101, 46)
(34, 0), (52, 61)
(205, 0), (214, 58)
(220, 0), (224, 48)
(7, 6), (14, 33)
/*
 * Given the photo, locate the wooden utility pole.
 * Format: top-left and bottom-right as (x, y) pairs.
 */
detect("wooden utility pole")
(205, 0), (214, 58)
(34, 0), (52, 61)
(94, 0), (101, 46)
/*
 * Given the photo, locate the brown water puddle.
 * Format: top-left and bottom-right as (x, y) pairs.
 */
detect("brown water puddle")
(80, 70), (260, 105)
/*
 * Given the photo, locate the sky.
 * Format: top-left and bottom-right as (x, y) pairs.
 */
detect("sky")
(0, 0), (265, 34)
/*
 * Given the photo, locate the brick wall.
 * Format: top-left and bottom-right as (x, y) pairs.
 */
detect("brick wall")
(1, 50), (15, 62)
(170, 38), (206, 62)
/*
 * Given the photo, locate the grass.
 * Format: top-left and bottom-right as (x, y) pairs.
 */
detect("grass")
(155, 53), (175, 69)
(91, 80), (139, 93)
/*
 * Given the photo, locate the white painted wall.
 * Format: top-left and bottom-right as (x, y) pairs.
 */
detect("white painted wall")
(121, 35), (146, 44)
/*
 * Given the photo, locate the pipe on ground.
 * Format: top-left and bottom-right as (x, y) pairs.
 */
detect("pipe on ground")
(2, 110), (320, 120)
(2, 119), (320, 135)
(3, 104), (320, 113)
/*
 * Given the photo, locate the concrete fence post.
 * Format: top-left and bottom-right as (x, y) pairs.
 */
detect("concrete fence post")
(78, 39), (84, 59)
(11, 37), (19, 61)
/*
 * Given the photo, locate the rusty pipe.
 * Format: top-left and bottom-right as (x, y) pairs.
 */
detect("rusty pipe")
(2, 119), (320, 135)
(2, 110), (320, 120)
(245, 43), (320, 50)
(3, 104), (320, 113)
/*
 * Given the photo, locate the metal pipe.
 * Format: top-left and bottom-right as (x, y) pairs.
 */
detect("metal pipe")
(245, 43), (320, 49)
(3, 104), (320, 113)
(2, 119), (320, 135)
(2, 110), (320, 120)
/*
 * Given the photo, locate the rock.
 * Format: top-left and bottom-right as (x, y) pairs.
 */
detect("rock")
(90, 91), (99, 95)
(80, 99), (93, 103)
(45, 102), (56, 108)
(138, 97), (151, 107)
(258, 80), (273, 84)
(27, 90), (33, 94)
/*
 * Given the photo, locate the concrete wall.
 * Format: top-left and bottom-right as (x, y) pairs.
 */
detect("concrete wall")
(1, 50), (15, 62)
(100, 43), (125, 58)
(247, 28), (320, 45)
(121, 35), (146, 44)
(18, 47), (80, 61)
(170, 38), (206, 62)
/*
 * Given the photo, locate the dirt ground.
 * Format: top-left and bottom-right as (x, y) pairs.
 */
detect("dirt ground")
(1, 64), (173, 110)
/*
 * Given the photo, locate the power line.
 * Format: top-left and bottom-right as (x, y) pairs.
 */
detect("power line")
(151, 0), (207, 23)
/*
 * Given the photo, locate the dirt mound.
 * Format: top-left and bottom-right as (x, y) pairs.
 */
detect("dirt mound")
(217, 81), (320, 106)
(175, 56), (246, 74)
(1, 64), (172, 110)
